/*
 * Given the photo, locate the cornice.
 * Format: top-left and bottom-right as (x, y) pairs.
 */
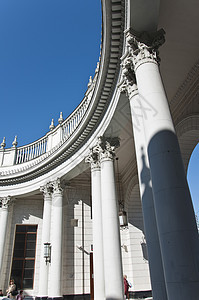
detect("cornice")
(0, 0), (125, 186)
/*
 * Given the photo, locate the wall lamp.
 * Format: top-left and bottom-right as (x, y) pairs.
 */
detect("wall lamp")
(119, 210), (128, 228)
(44, 242), (51, 264)
(116, 157), (128, 229)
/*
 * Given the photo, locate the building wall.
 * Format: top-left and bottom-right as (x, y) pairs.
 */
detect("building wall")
(0, 198), (43, 296)
(121, 184), (151, 292)
(62, 186), (92, 296)
(0, 182), (152, 296)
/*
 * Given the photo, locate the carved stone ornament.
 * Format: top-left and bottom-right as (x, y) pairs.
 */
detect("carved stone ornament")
(118, 68), (138, 99)
(94, 136), (120, 161)
(124, 28), (165, 71)
(52, 178), (64, 195)
(0, 196), (12, 209)
(40, 182), (53, 198)
(85, 148), (100, 170)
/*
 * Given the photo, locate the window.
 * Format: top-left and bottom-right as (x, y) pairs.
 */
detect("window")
(10, 225), (37, 289)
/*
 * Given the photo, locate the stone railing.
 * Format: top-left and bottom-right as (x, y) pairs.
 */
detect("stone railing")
(0, 69), (98, 167)
(16, 136), (48, 164)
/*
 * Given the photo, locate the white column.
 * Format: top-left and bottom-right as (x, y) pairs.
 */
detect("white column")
(126, 30), (199, 299)
(0, 196), (12, 278)
(125, 82), (167, 300)
(85, 151), (105, 300)
(97, 137), (124, 300)
(49, 178), (63, 298)
(38, 183), (52, 296)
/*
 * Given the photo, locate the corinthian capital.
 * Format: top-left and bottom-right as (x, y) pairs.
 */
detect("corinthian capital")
(40, 182), (53, 198)
(52, 178), (63, 195)
(125, 28), (165, 70)
(118, 48), (138, 99)
(85, 148), (100, 170)
(0, 196), (13, 209)
(95, 136), (120, 161)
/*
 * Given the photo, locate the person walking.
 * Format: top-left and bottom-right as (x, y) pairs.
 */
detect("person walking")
(124, 275), (130, 300)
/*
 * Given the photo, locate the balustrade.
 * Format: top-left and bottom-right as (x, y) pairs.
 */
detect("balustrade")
(16, 136), (48, 164)
(0, 80), (94, 167)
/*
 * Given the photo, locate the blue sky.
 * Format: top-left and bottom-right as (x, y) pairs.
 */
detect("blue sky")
(0, 0), (101, 147)
(0, 1), (198, 215)
(187, 144), (199, 215)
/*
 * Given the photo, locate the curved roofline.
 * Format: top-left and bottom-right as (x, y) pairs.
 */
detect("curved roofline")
(0, 0), (125, 186)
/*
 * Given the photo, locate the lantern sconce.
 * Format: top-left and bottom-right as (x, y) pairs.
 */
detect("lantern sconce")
(119, 210), (128, 228)
(44, 242), (51, 264)
(116, 157), (128, 229)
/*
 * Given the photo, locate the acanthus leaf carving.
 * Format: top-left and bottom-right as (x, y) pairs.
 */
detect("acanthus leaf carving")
(0, 196), (13, 209)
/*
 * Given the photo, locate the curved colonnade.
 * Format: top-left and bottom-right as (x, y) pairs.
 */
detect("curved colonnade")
(0, 1), (199, 300)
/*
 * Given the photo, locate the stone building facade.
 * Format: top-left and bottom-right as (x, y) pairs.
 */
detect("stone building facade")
(0, 1), (199, 300)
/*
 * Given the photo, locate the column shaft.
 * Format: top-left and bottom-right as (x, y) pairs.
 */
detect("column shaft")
(38, 185), (52, 296)
(0, 202), (9, 277)
(91, 165), (105, 300)
(100, 156), (124, 300)
(135, 60), (199, 299)
(129, 90), (168, 300)
(49, 180), (63, 298)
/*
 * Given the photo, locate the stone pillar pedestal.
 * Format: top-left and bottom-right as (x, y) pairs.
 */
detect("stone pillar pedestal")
(49, 179), (63, 298)
(39, 184), (53, 296)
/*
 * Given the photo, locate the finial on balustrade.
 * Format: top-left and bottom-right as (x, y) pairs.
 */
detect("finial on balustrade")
(95, 62), (100, 73)
(49, 119), (55, 131)
(1, 137), (6, 149)
(87, 76), (92, 88)
(12, 135), (18, 147)
(58, 112), (64, 124)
